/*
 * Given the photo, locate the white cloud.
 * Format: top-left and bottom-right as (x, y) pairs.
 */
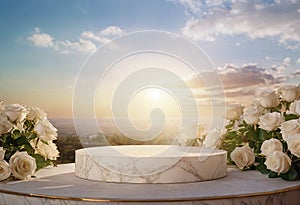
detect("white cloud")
(55, 38), (97, 54)
(34, 27), (41, 33)
(219, 63), (283, 89)
(27, 26), (125, 54)
(283, 57), (291, 67)
(81, 31), (110, 44)
(99, 26), (124, 36)
(296, 57), (300, 64)
(180, 1), (300, 49)
(172, 0), (202, 14)
(27, 33), (54, 48)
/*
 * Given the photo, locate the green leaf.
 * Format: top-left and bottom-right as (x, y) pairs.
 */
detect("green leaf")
(16, 136), (28, 145)
(285, 114), (298, 121)
(269, 171), (279, 178)
(32, 154), (53, 171)
(12, 130), (21, 139)
(28, 133), (37, 140)
(256, 163), (269, 174)
(22, 143), (34, 155)
(248, 141), (255, 149)
(259, 129), (272, 141)
(280, 168), (298, 181)
(225, 121), (235, 129)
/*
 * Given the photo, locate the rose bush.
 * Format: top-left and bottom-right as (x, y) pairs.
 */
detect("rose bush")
(221, 85), (300, 181)
(0, 101), (59, 181)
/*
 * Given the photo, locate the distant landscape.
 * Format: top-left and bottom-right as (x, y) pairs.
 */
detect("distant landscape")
(51, 118), (188, 164)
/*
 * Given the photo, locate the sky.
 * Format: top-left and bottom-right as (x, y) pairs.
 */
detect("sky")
(0, 0), (300, 119)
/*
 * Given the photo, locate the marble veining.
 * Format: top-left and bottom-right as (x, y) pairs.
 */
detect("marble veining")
(75, 145), (227, 183)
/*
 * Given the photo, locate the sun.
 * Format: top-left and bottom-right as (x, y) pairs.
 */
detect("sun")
(150, 89), (162, 102)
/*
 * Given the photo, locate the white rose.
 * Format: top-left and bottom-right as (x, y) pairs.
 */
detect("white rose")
(287, 134), (300, 157)
(259, 112), (283, 131)
(4, 104), (29, 122)
(265, 151), (291, 174)
(0, 160), (11, 181)
(280, 119), (300, 141)
(36, 141), (60, 160)
(260, 138), (283, 156)
(226, 104), (244, 120)
(258, 91), (279, 108)
(0, 147), (5, 160)
(289, 100), (300, 116)
(243, 105), (260, 125)
(34, 119), (57, 142)
(278, 85), (298, 102)
(9, 151), (36, 180)
(251, 99), (266, 112)
(203, 128), (221, 149)
(27, 106), (46, 121)
(230, 144), (255, 169)
(0, 115), (14, 135)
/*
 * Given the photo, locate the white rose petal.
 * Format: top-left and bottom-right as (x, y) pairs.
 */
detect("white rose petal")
(280, 119), (300, 141)
(289, 100), (300, 116)
(230, 144), (255, 169)
(27, 106), (46, 121)
(265, 151), (291, 174)
(0, 115), (14, 135)
(258, 91), (279, 108)
(226, 104), (244, 120)
(259, 112), (283, 131)
(278, 85), (298, 102)
(203, 128), (221, 149)
(0, 160), (11, 181)
(34, 119), (57, 142)
(4, 104), (29, 122)
(260, 138), (283, 156)
(0, 147), (5, 160)
(9, 151), (36, 180)
(37, 141), (60, 160)
(287, 134), (300, 157)
(243, 105), (260, 125)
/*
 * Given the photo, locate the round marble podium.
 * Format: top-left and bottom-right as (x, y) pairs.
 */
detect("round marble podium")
(75, 145), (227, 183)
(0, 164), (300, 205)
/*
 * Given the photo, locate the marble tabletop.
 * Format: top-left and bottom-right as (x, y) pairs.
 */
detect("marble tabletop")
(0, 163), (300, 205)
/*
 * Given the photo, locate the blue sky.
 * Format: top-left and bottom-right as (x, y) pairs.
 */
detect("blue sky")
(0, 0), (299, 117)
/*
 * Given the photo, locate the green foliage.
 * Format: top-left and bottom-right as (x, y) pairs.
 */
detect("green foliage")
(32, 154), (54, 171)
(222, 97), (300, 181)
(280, 168), (298, 181)
(0, 119), (55, 171)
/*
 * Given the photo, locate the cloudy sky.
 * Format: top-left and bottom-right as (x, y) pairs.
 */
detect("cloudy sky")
(0, 0), (300, 118)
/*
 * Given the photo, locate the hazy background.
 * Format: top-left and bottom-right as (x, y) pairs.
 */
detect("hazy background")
(1, 0), (300, 142)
